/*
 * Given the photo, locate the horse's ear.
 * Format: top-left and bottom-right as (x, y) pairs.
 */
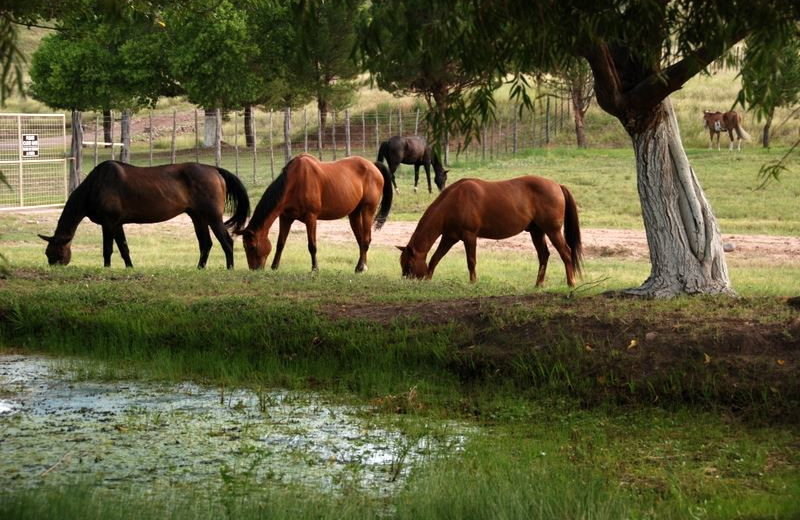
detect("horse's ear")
(396, 245), (406, 252)
(38, 234), (53, 243)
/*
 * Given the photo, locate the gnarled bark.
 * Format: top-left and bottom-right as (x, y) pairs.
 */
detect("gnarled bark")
(627, 99), (733, 298)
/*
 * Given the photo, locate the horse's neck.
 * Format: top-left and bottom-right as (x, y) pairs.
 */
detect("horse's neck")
(54, 185), (89, 239)
(409, 208), (444, 254)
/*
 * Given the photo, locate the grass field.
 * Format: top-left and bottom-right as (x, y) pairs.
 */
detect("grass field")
(1, 148), (799, 518)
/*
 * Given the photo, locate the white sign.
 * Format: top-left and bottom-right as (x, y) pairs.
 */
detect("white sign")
(22, 134), (39, 157)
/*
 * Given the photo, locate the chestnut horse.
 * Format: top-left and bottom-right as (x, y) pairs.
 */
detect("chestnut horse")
(703, 110), (751, 151)
(38, 161), (250, 269)
(398, 176), (582, 286)
(238, 154), (393, 272)
(377, 135), (448, 193)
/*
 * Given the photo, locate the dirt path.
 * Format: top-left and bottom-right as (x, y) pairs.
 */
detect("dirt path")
(12, 209), (800, 263)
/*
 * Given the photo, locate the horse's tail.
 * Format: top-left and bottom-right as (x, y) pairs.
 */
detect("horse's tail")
(373, 161), (393, 230)
(216, 167), (251, 233)
(735, 114), (751, 141)
(561, 185), (583, 277)
(376, 141), (388, 163)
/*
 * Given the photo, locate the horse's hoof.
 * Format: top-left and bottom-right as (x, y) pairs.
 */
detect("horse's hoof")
(355, 264), (367, 273)
(413, 187), (417, 193)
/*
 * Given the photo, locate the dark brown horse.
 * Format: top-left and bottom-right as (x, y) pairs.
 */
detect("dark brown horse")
(703, 110), (751, 151)
(39, 161), (250, 269)
(398, 176), (582, 286)
(238, 154), (393, 272)
(377, 135), (448, 193)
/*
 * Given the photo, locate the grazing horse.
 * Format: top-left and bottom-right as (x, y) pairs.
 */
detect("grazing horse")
(398, 176), (582, 286)
(703, 110), (751, 151)
(238, 154), (393, 272)
(377, 135), (448, 193)
(39, 161), (250, 269)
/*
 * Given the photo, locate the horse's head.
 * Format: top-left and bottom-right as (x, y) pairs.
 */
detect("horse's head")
(38, 234), (72, 265)
(397, 245), (427, 279)
(435, 170), (449, 192)
(238, 229), (271, 270)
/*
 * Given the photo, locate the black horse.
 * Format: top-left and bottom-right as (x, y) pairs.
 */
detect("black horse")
(39, 161), (250, 269)
(376, 136), (448, 193)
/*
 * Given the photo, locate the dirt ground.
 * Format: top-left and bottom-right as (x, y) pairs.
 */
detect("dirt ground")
(16, 209), (800, 264)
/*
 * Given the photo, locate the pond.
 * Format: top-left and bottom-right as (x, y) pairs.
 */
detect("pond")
(0, 355), (467, 497)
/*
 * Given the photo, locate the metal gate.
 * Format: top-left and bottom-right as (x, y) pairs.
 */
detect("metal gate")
(0, 113), (67, 209)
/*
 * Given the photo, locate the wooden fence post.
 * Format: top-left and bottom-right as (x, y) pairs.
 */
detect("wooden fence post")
(414, 108), (420, 136)
(374, 111), (379, 154)
(120, 110), (130, 163)
(361, 111), (366, 155)
(345, 109), (351, 156)
(332, 111), (337, 160)
(234, 110), (239, 175)
(69, 110), (82, 192)
(283, 106), (291, 164)
(110, 110), (115, 161)
(513, 106), (518, 155)
(252, 109), (258, 185)
(317, 110), (323, 160)
(269, 110), (275, 179)
(303, 108), (308, 153)
(481, 124), (486, 161)
(545, 96), (551, 145)
(398, 107), (403, 135)
(214, 108), (221, 167)
(148, 110), (153, 166)
(194, 109), (199, 163)
(171, 110), (178, 164)
(93, 114), (99, 167)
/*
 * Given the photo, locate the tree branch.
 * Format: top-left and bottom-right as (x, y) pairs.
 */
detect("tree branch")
(581, 41), (625, 118)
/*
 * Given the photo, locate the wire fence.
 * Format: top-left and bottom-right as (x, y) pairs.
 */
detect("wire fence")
(73, 98), (573, 190)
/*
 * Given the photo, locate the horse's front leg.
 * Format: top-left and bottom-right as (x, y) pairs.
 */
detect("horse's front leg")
(426, 235), (457, 280)
(413, 164), (420, 192)
(424, 162), (432, 193)
(271, 215), (293, 270)
(305, 215), (319, 272)
(114, 226), (134, 268)
(101, 225), (114, 267)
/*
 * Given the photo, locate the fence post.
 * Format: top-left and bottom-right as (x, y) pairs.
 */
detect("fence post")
(545, 96), (550, 145)
(345, 109), (351, 157)
(110, 110), (115, 161)
(499, 117), (505, 155)
(481, 124), (486, 161)
(269, 109), (275, 179)
(513, 106), (518, 155)
(303, 108), (308, 153)
(374, 111), (379, 153)
(414, 108), (420, 136)
(388, 109), (392, 137)
(172, 110), (178, 164)
(317, 110), (323, 160)
(214, 108), (222, 167)
(69, 111), (82, 193)
(361, 111), (366, 155)
(398, 107), (403, 135)
(194, 109), (199, 162)
(332, 111), (337, 160)
(252, 109), (258, 185)
(531, 103), (536, 148)
(94, 114), (99, 168)
(283, 106), (291, 164)
(148, 110), (153, 166)
(120, 110), (131, 163)
(234, 110), (239, 175)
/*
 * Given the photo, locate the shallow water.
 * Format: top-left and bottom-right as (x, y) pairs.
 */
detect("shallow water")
(0, 355), (465, 496)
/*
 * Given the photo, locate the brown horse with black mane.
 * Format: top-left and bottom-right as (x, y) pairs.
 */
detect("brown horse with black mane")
(39, 161), (250, 269)
(398, 176), (582, 286)
(703, 110), (751, 151)
(238, 154), (393, 272)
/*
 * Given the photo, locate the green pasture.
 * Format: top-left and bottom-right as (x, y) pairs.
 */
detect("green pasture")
(1, 148), (799, 519)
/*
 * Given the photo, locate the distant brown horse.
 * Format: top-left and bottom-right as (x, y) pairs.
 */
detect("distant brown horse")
(703, 110), (751, 151)
(377, 135), (448, 193)
(39, 161), (250, 269)
(398, 176), (582, 286)
(238, 154), (393, 272)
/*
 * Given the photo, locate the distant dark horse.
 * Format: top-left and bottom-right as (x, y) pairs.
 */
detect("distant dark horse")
(39, 161), (250, 269)
(703, 110), (751, 151)
(398, 176), (582, 286)
(377, 136), (448, 193)
(237, 154), (393, 272)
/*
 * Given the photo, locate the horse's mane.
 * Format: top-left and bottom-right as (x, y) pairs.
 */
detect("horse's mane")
(53, 161), (121, 237)
(247, 158), (293, 230)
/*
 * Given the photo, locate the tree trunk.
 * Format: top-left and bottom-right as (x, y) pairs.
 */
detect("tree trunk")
(570, 88), (587, 148)
(318, 98), (330, 130)
(120, 110), (131, 163)
(69, 110), (82, 192)
(244, 105), (255, 148)
(102, 109), (112, 147)
(761, 109), (773, 148)
(204, 109), (217, 148)
(627, 99), (733, 297)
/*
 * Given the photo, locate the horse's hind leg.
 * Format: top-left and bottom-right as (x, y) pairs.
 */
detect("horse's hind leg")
(101, 225), (114, 267)
(271, 215), (293, 270)
(728, 130), (735, 151)
(209, 219), (235, 269)
(305, 215), (319, 272)
(463, 232), (478, 283)
(544, 229), (575, 287)
(389, 160), (401, 193)
(349, 211), (370, 273)
(190, 218), (213, 269)
(114, 226), (133, 268)
(423, 162), (432, 193)
(529, 227), (550, 287)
